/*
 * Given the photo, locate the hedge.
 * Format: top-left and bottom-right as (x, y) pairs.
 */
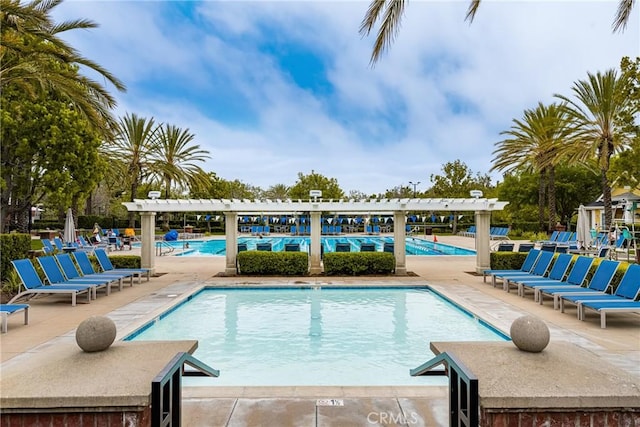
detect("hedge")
(489, 252), (528, 270)
(323, 252), (395, 275)
(0, 233), (31, 282)
(238, 251), (309, 275)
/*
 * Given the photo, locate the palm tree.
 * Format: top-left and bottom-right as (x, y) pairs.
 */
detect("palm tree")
(554, 69), (636, 231)
(151, 124), (211, 199)
(360, 0), (636, 64)
(107, 113), (159, 227)
(264, 184), (291, 200)
(492, 102), (574, 232)
(1, 0), (126, 133)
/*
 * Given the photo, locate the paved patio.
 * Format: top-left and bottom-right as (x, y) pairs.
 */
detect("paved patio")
(1, 235), (638, 426)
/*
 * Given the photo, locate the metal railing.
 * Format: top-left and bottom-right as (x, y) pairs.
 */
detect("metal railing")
(411, 352), (479, 427)
(155, 241), (175, 256)
(151, 352), (219, 427)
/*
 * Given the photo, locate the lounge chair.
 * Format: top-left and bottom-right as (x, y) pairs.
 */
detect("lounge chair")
(71, 251), (135, 285)
(36, 256), (110, 296)
(507, 253), (573, 296)
(482, 249), (541, 285)
(56, 253), (129, 291)
(536, 259), (620, 309)
(9, 259), (93, 306)
(496, 243), (514, 252)
(518, 243), (534, 253)
(1, 304), (29, 333)
(578, 300), (640, 328)
(518, 256), (594, 301)
(495, 250), (555, 292)
(41, 239), (56, 254)
(560, 264), (640, 316)
(94, 248), (151, 283)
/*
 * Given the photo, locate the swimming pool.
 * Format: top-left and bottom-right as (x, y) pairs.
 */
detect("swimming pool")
(125, 287), (507, 386)
(157, 237), (475, 256)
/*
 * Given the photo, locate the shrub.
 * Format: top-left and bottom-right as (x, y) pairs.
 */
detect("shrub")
(490, 252), (528, 270)
(0, 233), (31, 283)
(238, 251), (309, 275)
(323, 252), (395, 275)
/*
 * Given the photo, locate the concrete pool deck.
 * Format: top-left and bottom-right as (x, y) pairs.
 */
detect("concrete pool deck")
(1, 235), (638, 426)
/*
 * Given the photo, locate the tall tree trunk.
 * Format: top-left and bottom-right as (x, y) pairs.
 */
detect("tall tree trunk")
(547, 166), (557, 231)
(538, 168), (547, 232)
(128, 180), (138, 228)
(601, 169), (612, 231)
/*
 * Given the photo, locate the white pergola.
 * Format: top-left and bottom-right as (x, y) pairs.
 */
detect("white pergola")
(122, 198), (509, 275)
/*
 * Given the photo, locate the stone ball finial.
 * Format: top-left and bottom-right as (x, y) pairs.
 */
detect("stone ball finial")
(76, 316), (117, 352)
(510, 315), (550, 353)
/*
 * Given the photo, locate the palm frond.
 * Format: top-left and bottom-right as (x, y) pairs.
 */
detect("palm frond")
(612, 0), (635, 31)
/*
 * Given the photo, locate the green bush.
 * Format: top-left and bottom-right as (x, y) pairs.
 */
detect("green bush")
(323, 252), (395, 275)
(490, 252), (528, 270)
(238, 251), (309, 275)
(0, 233), (31, 283)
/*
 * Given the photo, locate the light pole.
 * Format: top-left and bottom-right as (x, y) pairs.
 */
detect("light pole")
(408, 181), (420, 198)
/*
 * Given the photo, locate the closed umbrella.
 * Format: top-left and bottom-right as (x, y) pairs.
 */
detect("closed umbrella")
(576, 204), (590, 249)
(63, 208), (76, 246)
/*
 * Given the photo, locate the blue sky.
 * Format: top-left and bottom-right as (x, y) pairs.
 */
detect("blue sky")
(57, 1), (638, 195)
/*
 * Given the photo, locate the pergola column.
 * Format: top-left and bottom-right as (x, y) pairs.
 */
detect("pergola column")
(310, 211), (322, 274)
(225, 212), (238, 275)
(140, 212), (156, 273)
(393, 211), (407, 275)
(475, 210), (491, 274)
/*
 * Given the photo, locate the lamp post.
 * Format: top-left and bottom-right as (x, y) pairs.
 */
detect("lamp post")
(408, 181), (420, 198)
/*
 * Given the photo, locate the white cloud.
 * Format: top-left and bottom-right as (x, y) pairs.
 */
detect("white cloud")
(55, 0), (638, 195)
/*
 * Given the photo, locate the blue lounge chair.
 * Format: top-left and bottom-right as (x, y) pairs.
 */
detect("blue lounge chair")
(41, 239), (56, 254)
(9, 259), (93, 306)
(71, 251), (135, 286)
(94, 249), (151, 283)
(1, 304), (29, 333)
(36, 256), (109, 297)
(507, 253), (573, 296)
(537, 260), (620, 309)
(560, 264), (640, 316)
(493, 250), (554, 291)
(482, 249), (541, 285)
(579, 300), (640, 328)
(56, 253), (130, 291)
(519, 256), (595, 301)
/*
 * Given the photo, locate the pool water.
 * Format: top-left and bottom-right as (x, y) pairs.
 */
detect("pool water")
(126, 287), (507, 386)
(161, 237), (475, 256)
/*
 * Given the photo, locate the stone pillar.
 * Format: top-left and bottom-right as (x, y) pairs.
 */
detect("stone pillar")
(140, 212), (156, 273)
(475, 210), (491, 274)
(393, 211), (407, 275)
(310, 211), (322, 274)
(225, 212), (238, 276)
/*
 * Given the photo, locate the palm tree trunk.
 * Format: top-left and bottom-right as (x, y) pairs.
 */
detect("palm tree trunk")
(547, 166), (557, 231)
(128, 180), (138, 228)
(538, 168), (547, 232)
(601, 168), (613, 230)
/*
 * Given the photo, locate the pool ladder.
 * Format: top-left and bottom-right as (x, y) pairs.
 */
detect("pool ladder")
(155, 241), (175, 256)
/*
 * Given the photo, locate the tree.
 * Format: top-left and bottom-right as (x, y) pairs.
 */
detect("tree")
(289, 170), (345, 200)
(426, 160), (491, 233)
(0, 85), (104, 232)
(555, 69), (636, 230)
(0, 0), (126, 134)
(359, 0), (636, 64)
(382, 185), (413, 198)
(492, 102), (573, 231)
(263, 184), (290, 200)
(106, 113), (158, 227)
(150, 124), (210, 199)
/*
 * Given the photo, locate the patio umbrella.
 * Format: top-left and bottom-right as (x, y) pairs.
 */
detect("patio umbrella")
(63, 208), (76, 246)
(576, 204), (590, 249)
